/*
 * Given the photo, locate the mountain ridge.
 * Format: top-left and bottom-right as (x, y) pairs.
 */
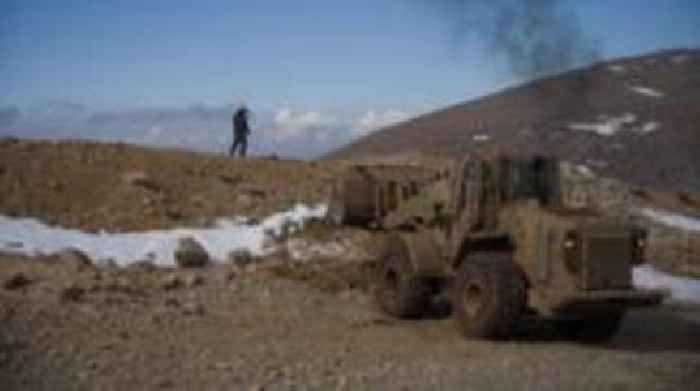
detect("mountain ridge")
(326, 48), (700, 194)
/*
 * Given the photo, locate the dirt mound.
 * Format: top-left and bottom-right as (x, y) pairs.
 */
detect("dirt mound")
(0, 139), (343, 231)
(327, 49), (700, 194)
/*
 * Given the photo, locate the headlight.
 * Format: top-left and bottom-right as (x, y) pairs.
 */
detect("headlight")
(564, 239), (577, 249)
(564, 230), (581, 273)
(564, 231), (579, 250)
(636, 237), (646, 248)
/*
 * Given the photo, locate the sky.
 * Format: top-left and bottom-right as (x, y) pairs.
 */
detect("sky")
(1, 0), (699, 157)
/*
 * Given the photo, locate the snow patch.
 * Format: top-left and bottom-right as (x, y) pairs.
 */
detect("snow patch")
(629, 86), (665, 98)
(354, 110), (410, 136)
(608, 65), (625, 73)
(0, 204), (327, 266)
(568, 113), (637, 136)
(473, 134), (490, 142)
(633, 265), (700, 303)
(641, 209), (700, 232)
(575, 165), (594, 178)
(638, 121), (661, 134)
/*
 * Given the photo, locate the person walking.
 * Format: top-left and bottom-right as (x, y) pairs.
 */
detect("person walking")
(229, 105), (251, 157)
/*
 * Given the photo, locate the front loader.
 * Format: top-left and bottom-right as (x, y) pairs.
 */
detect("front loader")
(328, 155), (663, 341)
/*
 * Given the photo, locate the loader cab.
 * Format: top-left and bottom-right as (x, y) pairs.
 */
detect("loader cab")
(450, 155), (562, 231)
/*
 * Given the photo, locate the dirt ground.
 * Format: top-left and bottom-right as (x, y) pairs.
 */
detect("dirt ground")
(1, 139), (700, 390)
(1, 254), (699, 391)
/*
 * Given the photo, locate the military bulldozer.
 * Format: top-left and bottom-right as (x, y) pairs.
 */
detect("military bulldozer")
(327, 155), (664, 341)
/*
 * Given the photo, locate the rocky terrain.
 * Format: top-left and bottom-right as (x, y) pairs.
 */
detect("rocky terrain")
(1, 139), (700, 390)
(2, 252), (700, 391)
(328, 49), (700, 195)
(0, 137), (343, 232)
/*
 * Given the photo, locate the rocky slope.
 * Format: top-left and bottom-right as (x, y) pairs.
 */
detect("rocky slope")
(0, 138), (343, 231)
(327, 49), (700, 194)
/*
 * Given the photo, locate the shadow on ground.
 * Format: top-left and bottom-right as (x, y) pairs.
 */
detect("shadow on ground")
(419, 298), (700, 352)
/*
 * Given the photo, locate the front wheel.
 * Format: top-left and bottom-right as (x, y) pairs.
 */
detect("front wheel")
(451, 252), (526, 339)
(375, 236), (431, 319)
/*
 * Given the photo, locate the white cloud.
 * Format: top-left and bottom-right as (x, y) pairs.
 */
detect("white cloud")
(354, 109), (410, 136)
(148, 125), (163, 138)
(273, 108), (336, 138)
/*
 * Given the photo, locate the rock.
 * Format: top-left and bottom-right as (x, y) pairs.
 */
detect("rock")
(221, 269), (237, 283)
(161, 274), (183, 290)
(48, 180), (63, 191)
(239, 185), (268, 198)
(142, 197), (155, 207)
(174, 237), (210, 268)
(3, 273), (31, 290)
(61, 283), (86, 302)
(122, 171), (160, 191)
(165, 209), (183, 221)
(95, 258), (119, 268)
(236, 193), (253, 208)
(4, 241), (23, 249)
(184, 273), (205, 288)
(227, 249), (253, 268)
(127, 260), (157, 272)
(189, 195), (205, 208)
(245, 216), (262, 226)
(217, 174), (242, 186)
(55, 248), (94, 270)
(182, 302), (205, 316)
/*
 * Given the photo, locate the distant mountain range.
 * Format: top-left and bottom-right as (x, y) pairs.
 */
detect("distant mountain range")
(327, 49), (700, 194)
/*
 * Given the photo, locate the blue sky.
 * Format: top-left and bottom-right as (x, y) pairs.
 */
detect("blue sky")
(1, 0), (699, 157)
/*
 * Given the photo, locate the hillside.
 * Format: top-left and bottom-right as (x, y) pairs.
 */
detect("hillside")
(0, 138), (342, 231)
(327, 49), (700, 194)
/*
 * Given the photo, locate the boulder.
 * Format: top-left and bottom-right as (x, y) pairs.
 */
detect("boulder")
(3, 272), (31, 290)
(227, 248), (253, 268)
(61, 283), (86, 302)
(174, 237), (210, 268)
(184, 273), (205, 288)
(161, 274), (183, 290)
(55, 248), (94, 270)
(122, 171), (160, 191)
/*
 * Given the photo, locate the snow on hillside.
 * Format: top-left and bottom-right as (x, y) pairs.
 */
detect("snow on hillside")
(641, 208), (700, 231)
(634, 265), (700, 303)
(568, 113), (662, 136)
(0, 204), (326, 266)
(629, 86), (665, 98)
(639, 121), (661, 133)
(568, 113), (637, 136)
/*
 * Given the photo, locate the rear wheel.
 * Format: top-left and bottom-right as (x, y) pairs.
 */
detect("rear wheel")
(375, 236), (431, 319)
(451, 252), (526, 339)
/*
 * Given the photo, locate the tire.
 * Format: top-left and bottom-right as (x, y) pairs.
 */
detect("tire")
(451, 252), (526, 339)
(375, 236), (431, 319)
(556, 310), (625, 343)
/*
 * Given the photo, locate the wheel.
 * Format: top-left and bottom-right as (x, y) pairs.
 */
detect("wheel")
(556, 310), (625, 343)
(451, 252), (526, 339)
(375, 235), (431, 319)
